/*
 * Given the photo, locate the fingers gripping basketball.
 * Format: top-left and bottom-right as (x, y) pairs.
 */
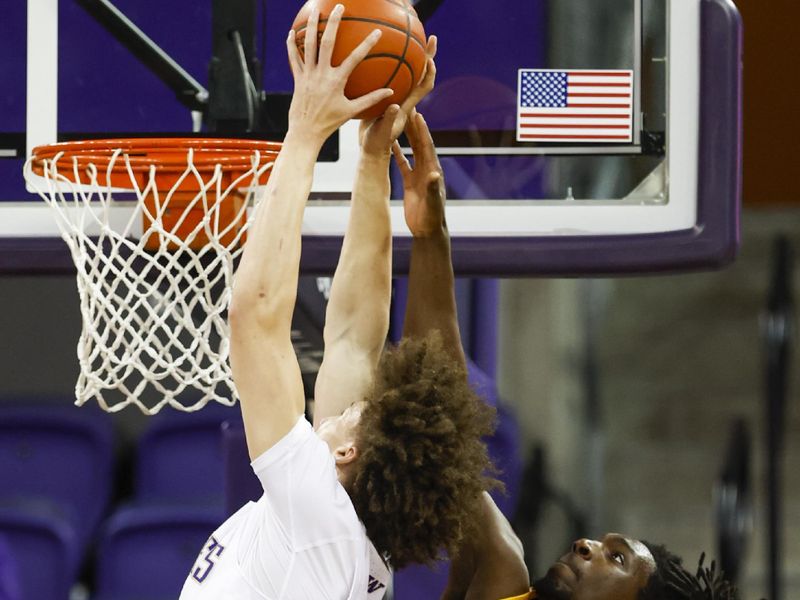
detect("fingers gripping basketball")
(292, 0), (427, 120)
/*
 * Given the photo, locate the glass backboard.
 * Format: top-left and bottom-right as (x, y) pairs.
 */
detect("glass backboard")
(0, 0), (742, 275)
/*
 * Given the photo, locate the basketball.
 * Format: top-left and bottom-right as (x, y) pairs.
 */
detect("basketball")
(292, 0), (428, 120)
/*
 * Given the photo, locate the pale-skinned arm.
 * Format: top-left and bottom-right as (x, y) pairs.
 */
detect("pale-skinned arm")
(229, 5), (393, 459)
(313, 39), (438, 425)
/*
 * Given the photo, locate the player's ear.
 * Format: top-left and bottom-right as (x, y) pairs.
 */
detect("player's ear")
(334, 442), (359, 465)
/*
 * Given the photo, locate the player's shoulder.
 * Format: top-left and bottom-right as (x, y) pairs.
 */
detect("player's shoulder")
(251, 415), (337, 488)
(292, 481), (365, 549)
(252, 415), (315, 464)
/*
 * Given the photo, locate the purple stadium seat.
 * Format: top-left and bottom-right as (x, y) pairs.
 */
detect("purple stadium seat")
(135, 403), (240, 506)
(0, 403), (114, 550)
(0, 506), (78, 600)
(94, 505), (225, 600)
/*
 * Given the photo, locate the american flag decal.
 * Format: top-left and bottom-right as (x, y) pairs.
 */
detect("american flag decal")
(516, 69), (634, 143)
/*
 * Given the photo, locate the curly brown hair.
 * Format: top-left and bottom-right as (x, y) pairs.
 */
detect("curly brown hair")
(348, 332), (498, 569)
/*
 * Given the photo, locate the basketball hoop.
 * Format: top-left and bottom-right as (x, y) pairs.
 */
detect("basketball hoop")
(24, 138), (282, 414)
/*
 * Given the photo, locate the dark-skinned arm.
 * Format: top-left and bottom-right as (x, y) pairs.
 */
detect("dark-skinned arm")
(394, 115), (531, 600)
(440, 495), (531, 600)
(393, 112), (466, 368)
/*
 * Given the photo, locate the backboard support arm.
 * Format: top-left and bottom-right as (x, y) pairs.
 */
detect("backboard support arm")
(208, 0), (262, 133)
(75, 0), (209, 112)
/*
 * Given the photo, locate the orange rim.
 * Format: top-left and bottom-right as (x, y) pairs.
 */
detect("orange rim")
(31, 138), (281, 191)
(30, 138), (283, 187)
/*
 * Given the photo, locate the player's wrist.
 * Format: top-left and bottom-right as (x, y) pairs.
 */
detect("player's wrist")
(283, 127), (327, 154)
(360, 146), (393, 162)
(411, 221), (448, 239)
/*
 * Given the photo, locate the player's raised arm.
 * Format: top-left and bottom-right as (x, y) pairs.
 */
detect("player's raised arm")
(313, 38), (437, 426)
(441, 493), (531, 600)
(229, 5), (393, 459)
(395, 115), (531, 598)
(392, 111), (466, 368)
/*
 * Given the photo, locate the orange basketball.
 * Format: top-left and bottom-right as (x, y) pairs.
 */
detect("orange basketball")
(292, 0), (427, 120)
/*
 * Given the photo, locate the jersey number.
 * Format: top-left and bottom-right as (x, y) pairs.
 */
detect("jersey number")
(192, 537), (225, 583)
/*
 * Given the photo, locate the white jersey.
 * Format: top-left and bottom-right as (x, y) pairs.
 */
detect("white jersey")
(180, 416), (390, 600)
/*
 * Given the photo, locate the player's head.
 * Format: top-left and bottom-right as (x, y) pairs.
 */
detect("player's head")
(533, 535), (738, 600)
(344, 331), (497, 569)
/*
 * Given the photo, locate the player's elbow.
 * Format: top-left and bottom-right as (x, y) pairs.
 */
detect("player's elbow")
(323, 307), (389, 354)
(229, 285), (294, 332)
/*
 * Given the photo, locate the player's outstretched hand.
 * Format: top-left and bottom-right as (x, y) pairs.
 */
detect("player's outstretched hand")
(359, 36), (437, 156)
(392, 35), (437, 139)
(286, 4), (393, 146)
(392, 112), (446, 237)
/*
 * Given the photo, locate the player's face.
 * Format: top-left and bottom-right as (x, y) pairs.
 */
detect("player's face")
(533, 534), (655, 600)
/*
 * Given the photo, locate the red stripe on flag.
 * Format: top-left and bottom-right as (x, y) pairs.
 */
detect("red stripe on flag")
(520, 113), (630, 119)
(520, 123), (630, 129)
(567, 103), (631, 108)
(569, 71), (632, 77)
(519, 134), (631, 140)
(568, 93), (631, 98)
(566, 82), (631, 87)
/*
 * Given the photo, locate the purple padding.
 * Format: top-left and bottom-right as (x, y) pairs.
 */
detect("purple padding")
(0, 506), (78, 600)
(94, 505), (224, 600)
(136, 403), (240, 506)
(389, 278), (410, 344)
(468, 364), (523, 516)
(469, 279), (500, 379)
(221, 421), (262, 517)
(0, 403), (114, 550)
(0, 534), (21, 600)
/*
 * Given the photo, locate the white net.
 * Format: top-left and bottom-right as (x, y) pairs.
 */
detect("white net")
(23, 144), (277, 414)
